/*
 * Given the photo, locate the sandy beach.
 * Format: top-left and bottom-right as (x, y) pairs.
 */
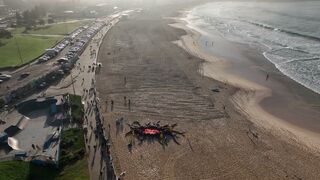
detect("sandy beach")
(96, 2), (320, 179)
(172, 10), (320, 152)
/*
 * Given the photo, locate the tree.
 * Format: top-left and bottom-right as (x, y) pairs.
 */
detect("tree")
(0, 29), (12, 39)
(22, 10), (30, 23)
(22, 10), (37, 27)
(38, 19), (45, 25)
(29, 9), (38, 20)
(37, 5), (47, 17)
(48, 18), (54, 24)
(0, 98), (5, 109)
(16, 12), (22, 26)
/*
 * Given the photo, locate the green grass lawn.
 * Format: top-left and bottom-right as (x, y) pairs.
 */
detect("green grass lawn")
(58, 128), (89, 180)
(0, 35), (62, 68)
(0, 129), (89, 180)
(27, 21), (90, 35)
(0, 160), (59, 180)
(57, 158), (89, 180)
(0, 20), (90, 68)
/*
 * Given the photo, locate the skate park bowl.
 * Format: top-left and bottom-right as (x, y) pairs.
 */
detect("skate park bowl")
(0, 97), (61, 162)
(16, 98), (57, 116)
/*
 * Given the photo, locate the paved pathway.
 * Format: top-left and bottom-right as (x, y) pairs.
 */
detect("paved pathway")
(34, 14), (122, 180)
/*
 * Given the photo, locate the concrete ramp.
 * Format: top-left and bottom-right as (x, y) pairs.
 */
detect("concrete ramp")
(16, 116), (30, 130)
(7, 137), (21, 151)
(4, 116), (29, 137)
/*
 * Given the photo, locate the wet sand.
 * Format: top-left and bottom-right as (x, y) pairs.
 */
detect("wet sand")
(198, 22), (320, 132)
(96, 3), (320, 180)
(173, 11), (320, 151)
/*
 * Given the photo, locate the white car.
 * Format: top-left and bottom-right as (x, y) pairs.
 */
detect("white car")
(0, 74), (12, 80)
(57, 57), (69, 63)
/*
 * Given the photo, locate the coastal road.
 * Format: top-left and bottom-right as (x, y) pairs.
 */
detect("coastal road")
(0, 27), (88, 97)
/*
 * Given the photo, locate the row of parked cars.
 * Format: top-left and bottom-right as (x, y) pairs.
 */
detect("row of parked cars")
(0, 21), (106, 85)
(49, 28), (88, 65)
(37, 40), (71, 63)
(37, 27), (86, 64)
(0, 27), (86, 84)
(68, 28), (85, 40)
(57, 21), (106, 67)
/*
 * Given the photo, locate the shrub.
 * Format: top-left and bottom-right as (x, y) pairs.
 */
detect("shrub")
(48, 18), (54, 24)
(0, 98), (5, 109)
(0, 29), (12, 39)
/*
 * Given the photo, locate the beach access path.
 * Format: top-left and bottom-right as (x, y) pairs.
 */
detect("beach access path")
(30, 12), (126, 180)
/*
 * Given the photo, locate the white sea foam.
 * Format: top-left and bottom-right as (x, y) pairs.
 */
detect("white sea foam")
(187, 1), (320, 94)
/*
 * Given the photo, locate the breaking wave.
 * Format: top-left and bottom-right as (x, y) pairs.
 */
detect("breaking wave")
(188, 1), (320, 94)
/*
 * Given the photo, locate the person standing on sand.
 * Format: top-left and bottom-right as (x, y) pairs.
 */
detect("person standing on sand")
(105, 100), (108, 112)
(128, 99), (131, 111)
(111, 100), (114, 112)
(266, 73), (270, 81)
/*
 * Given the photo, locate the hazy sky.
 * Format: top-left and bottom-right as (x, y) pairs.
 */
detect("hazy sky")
(18, 0), (197, 8)
(22, 0), (194, 5)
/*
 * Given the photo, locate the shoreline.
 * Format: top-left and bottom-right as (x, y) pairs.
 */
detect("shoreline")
(96, 5), (320, 178)
(170, 11), (320, 152)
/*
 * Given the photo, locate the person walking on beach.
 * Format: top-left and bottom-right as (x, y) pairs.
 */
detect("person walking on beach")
(128, 99), (131, 111)
(266, 73), (269, 81)
(105, 100), (108, 112)
(111, 100), (114, 112)
(124, 96), (127, 106)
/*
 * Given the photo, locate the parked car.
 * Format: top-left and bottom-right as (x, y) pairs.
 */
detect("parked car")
(57, 57), (69, 64)
(38, 55), (50, 63)
(57, 70), (64, 75)
(19, 73), (30, 79)
(45, 49), (59, 57)
(0, 74), (12, 81)
(38, 57), (46, 63)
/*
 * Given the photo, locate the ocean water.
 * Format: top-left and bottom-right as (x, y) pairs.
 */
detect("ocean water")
(187, 1), (320, 94)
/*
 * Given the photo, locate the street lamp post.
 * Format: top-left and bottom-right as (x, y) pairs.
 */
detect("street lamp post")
(14, 37), (23, 64)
